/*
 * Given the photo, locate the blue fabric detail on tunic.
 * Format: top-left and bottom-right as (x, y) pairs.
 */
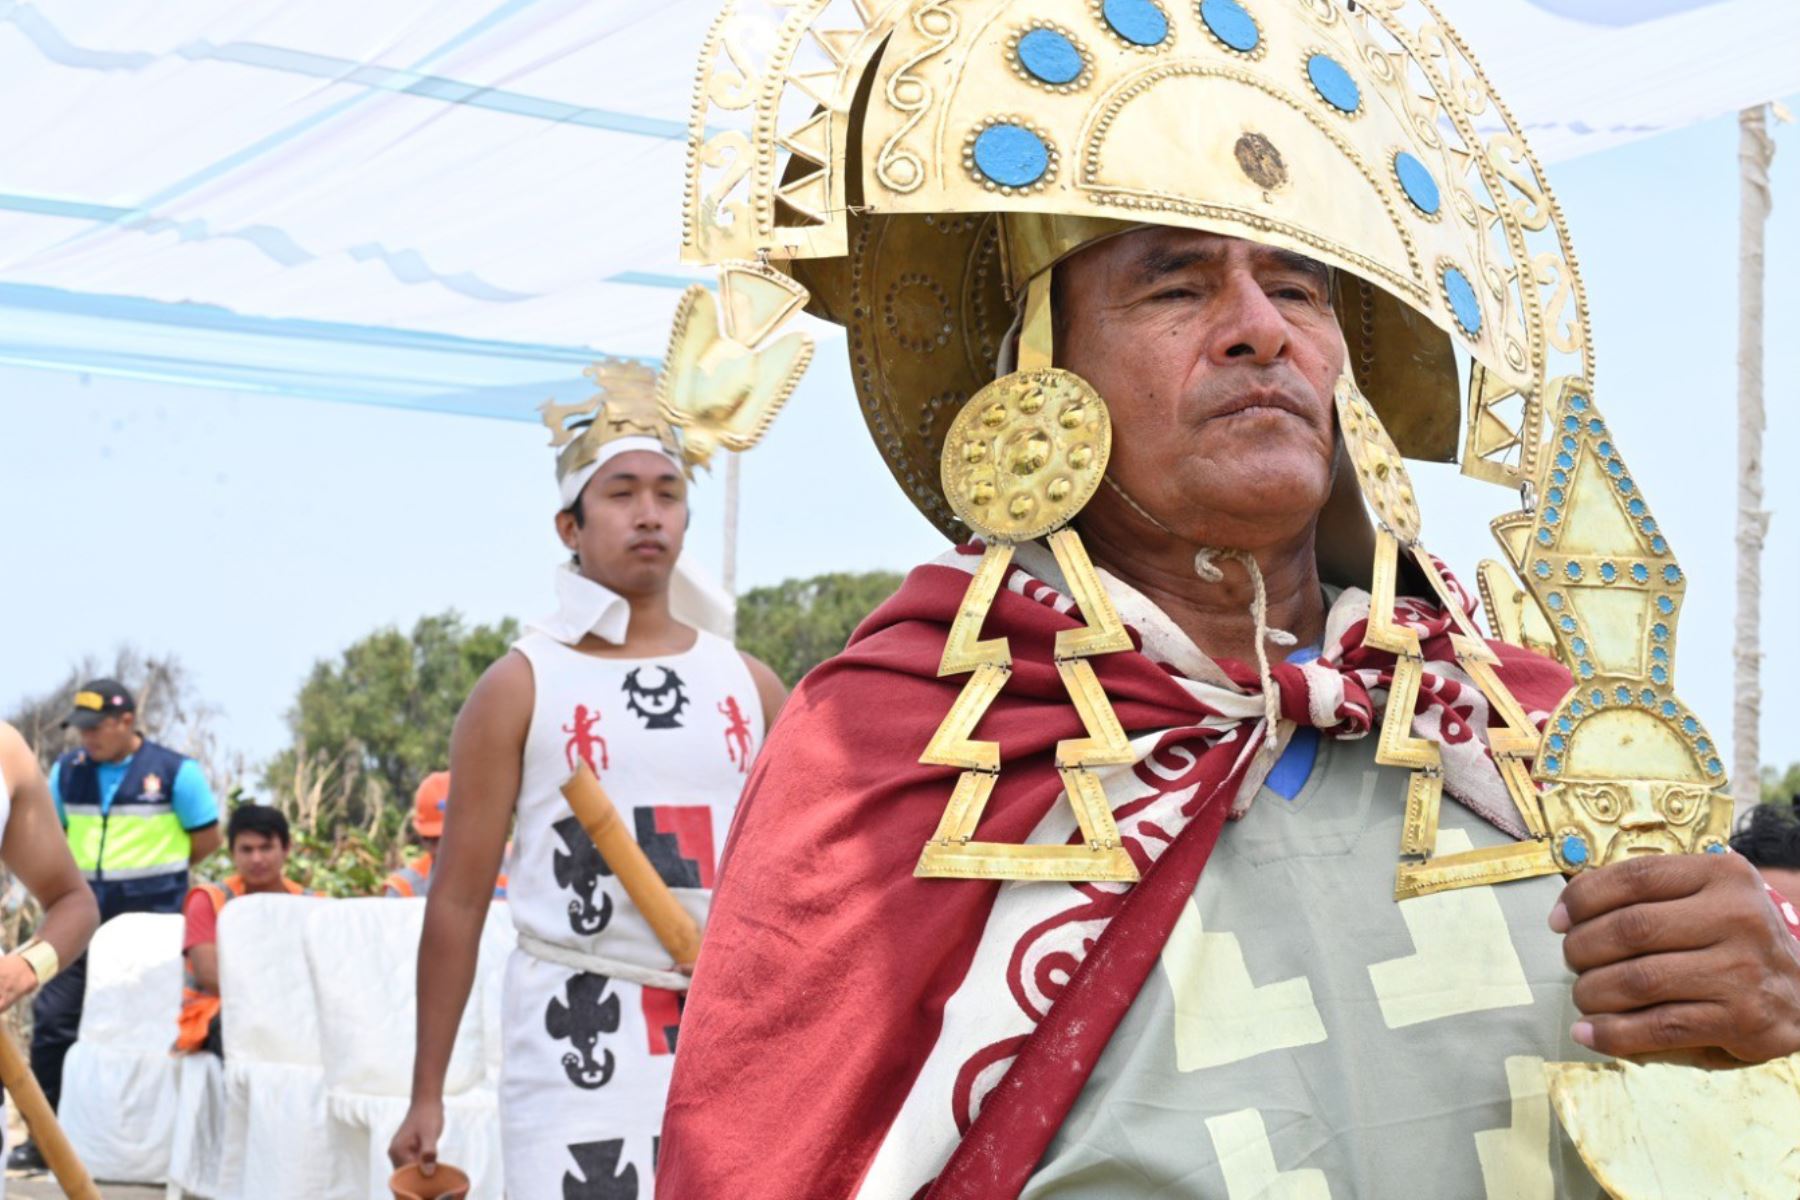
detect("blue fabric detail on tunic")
(1266, 646), (1321, 801)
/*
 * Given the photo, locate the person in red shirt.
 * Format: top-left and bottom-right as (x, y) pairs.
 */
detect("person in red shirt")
(176, 804), (307, 1054)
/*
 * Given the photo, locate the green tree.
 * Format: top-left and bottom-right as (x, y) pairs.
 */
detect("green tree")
(735, 571), (905, 687)
(4, 646), (223, 777)
(263, 611), (518, 826)
(1763, 762), (1800, 806)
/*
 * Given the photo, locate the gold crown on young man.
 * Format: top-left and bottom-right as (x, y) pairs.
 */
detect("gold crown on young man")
(540, 358), (683, 485)
(541, 263), (813, 482)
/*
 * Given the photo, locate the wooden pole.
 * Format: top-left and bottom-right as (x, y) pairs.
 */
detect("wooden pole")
(1734, 105), (1774, 818)
(560, 764), (702, 968)
(0, 1023), (101, 1200)
(722, 450), (741, 641)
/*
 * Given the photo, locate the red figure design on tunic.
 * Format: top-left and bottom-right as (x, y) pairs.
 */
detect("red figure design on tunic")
(563, 704), (610, 774)
(719, 697), (752, 774)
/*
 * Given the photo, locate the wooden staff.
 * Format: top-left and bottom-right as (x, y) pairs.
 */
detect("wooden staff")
(0, 1021), (100, 1200)
(560, 763), (703, 969)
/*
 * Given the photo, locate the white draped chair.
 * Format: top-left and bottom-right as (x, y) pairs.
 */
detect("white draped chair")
(164, 1052), (228, 1199)
(303, 898), (509, 1200)
(214, 894), (332, 1198)
(59, 912), (184, 1184)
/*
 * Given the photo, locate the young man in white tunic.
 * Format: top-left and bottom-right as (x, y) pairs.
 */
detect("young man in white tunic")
(389, 370), (785, 1197)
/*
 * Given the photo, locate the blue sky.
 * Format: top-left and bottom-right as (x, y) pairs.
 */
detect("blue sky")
(3, 101), (1797, 780)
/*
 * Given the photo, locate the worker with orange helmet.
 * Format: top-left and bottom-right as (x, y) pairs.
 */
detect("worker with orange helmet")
(385, 772), (507, 899)
(384, 773), (448, 899)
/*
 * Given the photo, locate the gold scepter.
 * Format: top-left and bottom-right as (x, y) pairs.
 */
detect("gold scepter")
(560, 763), (703, 970)
(0, 1020), (101, 1200)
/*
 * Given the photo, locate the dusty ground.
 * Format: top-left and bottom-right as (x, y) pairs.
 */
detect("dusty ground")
(7, 1173), (162, 1197)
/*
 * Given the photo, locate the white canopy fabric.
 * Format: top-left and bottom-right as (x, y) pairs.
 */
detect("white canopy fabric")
(1, 0), (1795, 414)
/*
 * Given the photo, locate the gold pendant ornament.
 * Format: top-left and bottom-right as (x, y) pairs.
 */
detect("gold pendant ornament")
(939, 368), (1110, 544)
(916, 276), (1137, 884)
(657, 260), (814, 473)
(1336, 371), (1557, 898)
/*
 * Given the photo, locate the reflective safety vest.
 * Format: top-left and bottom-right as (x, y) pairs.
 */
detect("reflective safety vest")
(175, 874), (308, 1053)
(384, 852), (434, 899)
(383, 852), (509, 899)
(59, 740), (192, 884)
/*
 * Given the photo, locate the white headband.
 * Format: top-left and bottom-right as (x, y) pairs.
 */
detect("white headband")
(558, 435), (684, 509)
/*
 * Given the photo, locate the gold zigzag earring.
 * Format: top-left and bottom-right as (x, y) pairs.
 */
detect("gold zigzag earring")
(1334, 372), (1560, 898)
(914, 272), (1140, 884)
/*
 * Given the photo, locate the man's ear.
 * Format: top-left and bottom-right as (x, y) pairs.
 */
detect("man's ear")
(554, 507), (580, 551)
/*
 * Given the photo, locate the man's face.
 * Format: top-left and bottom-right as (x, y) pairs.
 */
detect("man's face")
(230, 830), (288, 888)
(1057, 227), (1346, 549)
(78, 713), (137, 763)
(556, 450), (689, 599)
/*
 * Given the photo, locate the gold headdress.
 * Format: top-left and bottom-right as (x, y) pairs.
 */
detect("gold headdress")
(683, 0), (1590, 531)
(681, 0), (1609, 894)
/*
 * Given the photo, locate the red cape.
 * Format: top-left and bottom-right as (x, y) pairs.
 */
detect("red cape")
(657, 554), (1572, 1198)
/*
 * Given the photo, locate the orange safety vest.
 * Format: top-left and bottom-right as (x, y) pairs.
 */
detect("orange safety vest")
(383, 852), (509, 899)
(175, 874), (307, 1053)
(384, 852), (435, 899)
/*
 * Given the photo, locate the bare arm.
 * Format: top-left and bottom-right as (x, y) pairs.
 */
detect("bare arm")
(186, 942), (219, 993)
(188, 822), (223, 864)
(0, 723), (100, 1013)
(390, 650), (531, 1169)
(741, 652), (789, 732)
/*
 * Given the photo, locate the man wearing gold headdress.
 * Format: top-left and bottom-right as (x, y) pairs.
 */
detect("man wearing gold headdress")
(387, 365), (784, 1198)
(656, 1), (1800, 1197)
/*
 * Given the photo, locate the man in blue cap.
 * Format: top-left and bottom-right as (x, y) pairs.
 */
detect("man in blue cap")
(8, 678), (221, 1172)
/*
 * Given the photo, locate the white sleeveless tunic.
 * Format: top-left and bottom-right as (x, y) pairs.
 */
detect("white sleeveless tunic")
(501, 628), (762, 1199)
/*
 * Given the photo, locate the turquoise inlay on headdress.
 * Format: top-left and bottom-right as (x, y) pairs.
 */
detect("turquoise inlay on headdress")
(1394, 151), (1440, 216)
(974, 124), (1050, 187)
(1307, 53), (1360, 113)
(1102, 0), (1169, 45)
(1442, 265), (1482, 336)
(1200, 0), (1259, 51)
(1018, 28), (1084, 84)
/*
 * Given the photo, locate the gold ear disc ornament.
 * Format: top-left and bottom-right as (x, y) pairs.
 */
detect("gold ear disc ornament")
(1335, 374), (1422, 545)
(943, 368), (1111, 544)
